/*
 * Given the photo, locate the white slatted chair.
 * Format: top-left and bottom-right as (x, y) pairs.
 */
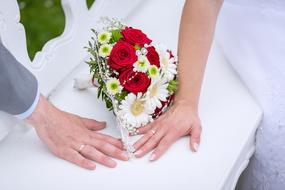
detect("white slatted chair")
(0, 0), (262, 189)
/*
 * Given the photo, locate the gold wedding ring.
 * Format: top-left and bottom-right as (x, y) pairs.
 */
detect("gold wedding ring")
(78, 144), (86, 153)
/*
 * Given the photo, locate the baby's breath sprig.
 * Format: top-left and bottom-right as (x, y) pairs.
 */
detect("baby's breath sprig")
(100, 17), (125, 31)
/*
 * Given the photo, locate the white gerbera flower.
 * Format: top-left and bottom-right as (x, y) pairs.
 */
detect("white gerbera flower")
(119, 93), (154, 127)
(146, 78), (169, 110)
(155, 44), (177, 81)
(98, 31), (112, 44)
(99, 44), (112, 58)
(133, 56), (150, 73)
(106, 78), (122, 95)
(148, 65), (159, 78)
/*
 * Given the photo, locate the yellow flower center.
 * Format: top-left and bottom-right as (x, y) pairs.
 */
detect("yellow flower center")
(100, 34), (107, 41)
(131, 100), (145, 116)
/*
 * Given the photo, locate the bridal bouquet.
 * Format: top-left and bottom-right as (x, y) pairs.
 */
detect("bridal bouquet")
(86, 18), (178, 151)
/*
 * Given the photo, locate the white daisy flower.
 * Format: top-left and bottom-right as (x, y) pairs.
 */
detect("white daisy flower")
(155, 44), (177, 81)
(148, 65), (159, 78)
(99, 44), (112, 58)
(119, 93), (154, 127)
(146, 78), (169, 110)
(106, 78), (122, 95)
(133, 56), (150, 73)
(98, 31), (112, 44)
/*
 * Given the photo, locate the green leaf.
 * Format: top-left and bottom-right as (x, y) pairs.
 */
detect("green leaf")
(134, 44), (141, 50)
(88, 40), (92, 48)
(106, 99), (113, 109)
(167, 80), (178, 94)
(115, 90), (128, 102)
(91, 28), (96, 34)
(110, 29), (123, 43)
(97, 86), (102, 99)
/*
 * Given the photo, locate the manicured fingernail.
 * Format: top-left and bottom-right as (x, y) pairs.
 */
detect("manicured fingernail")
(107, 160), (117, 168)
(98, 122), (106, 127)
(122, 152), (129, 160)
(149, 153), (156, 161)
(193, 143), (199, 152)
(134, 150), (143, 157)
(88, 163), (96, 170)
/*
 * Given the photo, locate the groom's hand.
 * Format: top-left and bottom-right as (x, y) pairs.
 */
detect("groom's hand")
(26, 95), (129, 170)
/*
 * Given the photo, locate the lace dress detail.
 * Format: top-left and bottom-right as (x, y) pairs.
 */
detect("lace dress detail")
(219, 1), (285, 189)
(247, 61), (285, 190)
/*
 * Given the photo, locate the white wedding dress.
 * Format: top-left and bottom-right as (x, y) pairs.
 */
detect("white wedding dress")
(217, 1), (285, 189)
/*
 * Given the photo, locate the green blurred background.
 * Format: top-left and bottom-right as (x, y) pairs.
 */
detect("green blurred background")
(17, 0), (95, 59)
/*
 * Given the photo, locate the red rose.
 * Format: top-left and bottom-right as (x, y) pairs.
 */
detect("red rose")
(119, 68), (150, 94)
(146, 46), (160, 68)
(108, 40), (138, 71)
(121, 27), (152, 47)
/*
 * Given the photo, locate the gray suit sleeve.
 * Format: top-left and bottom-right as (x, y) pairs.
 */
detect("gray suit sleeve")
(0, 42), (38, 115)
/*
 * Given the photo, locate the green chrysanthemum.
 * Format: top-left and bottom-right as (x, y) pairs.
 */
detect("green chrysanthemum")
(133, 56), (150, 72)
(148, 65), (159, 78)
(106, 78), (122, 95)
(98, 31), (112, 44)
(99, 44), (112, 58)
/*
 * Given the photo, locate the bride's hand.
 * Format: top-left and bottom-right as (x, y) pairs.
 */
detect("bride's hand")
(133, 101), (202, 161)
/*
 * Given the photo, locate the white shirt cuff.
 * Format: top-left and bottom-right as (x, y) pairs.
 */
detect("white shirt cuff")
(14, 86), (40, 120)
